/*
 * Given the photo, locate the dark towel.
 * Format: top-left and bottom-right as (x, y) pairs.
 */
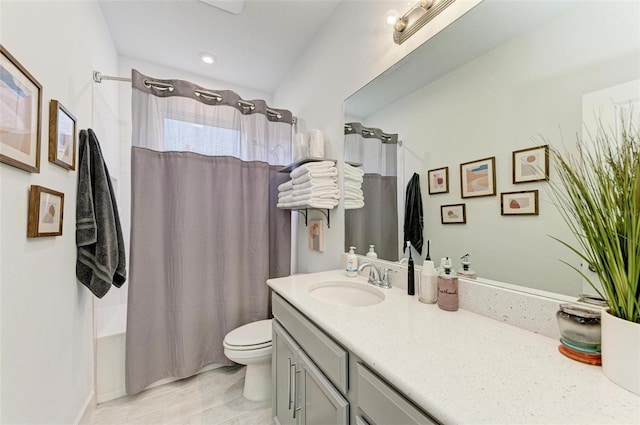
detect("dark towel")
(76, 129), (126, 298)
(403, 172), (423, 255)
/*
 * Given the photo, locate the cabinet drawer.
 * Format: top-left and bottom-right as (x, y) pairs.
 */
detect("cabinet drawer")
(272, 293), (348, 394)
(356, 363), (437, 425)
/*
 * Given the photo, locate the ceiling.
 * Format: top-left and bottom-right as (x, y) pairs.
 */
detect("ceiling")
(98, 0), (342, 95)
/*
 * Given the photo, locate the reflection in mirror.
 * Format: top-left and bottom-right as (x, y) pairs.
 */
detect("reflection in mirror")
(343, 0), (640, 296)
(344, 123), (399, 261)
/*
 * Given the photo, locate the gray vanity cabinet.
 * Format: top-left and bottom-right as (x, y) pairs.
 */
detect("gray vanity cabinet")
(273, 320), (348, 425)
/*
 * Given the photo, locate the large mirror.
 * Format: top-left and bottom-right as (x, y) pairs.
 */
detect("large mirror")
(344, 0), (640, 296)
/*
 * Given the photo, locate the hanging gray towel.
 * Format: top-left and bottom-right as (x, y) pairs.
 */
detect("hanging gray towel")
(403, 172), (423, 255)
(76, 129), (126, 298)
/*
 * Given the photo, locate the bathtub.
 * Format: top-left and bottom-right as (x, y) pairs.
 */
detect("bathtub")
(95, 304), (225, 403)
(96, 304), (127, 403)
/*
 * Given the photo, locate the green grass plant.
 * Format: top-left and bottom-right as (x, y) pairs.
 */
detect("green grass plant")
(548, 118), (640, 323)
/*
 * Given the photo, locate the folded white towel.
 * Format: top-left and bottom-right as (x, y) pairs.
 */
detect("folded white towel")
(344, 193), (364, 201)
(277, 199), (339, 209)
(278, 195), (295, 203)
(278, 189), (293, 199)
(344, 200), (365, 210)
(292, 187), (339, 197)
(278, 180), (294, 192)
(293, 193), (340, 202)
(344, 186), (363, 196)
(292, 169), (338, 185)
(344, 163), (365, 176)
(344, 174), (363, 184)
(294, 177), (337, 190)
(290, 161), (336, 179)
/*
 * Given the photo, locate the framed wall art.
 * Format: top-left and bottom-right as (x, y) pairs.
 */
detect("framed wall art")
(501, 190), (538, 216)
(441, 203), (466, 224)
(428, 166), (449, 194)
(49, 99), (77, 170)
(308, 218), (325, 252)
(512, 144), (549, 183)
(0, 44), (42, 173)
(27, 185), (64, 237)
(460, 156), (496, 198)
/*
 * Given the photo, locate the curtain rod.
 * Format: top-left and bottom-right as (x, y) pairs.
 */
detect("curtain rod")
(92, 70), (297, 124)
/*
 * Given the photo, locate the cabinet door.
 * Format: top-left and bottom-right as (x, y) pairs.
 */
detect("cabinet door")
(297, 350), (349, 425)
(273, 320), (300, 425)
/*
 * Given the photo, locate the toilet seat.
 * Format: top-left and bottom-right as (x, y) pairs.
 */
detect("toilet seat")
(223, 319), (272, 351)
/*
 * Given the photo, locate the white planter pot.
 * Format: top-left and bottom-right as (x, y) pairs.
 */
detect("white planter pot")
(601, 310), (640, 395)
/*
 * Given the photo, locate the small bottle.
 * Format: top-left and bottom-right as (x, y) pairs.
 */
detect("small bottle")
(457, 253), (477, 279)
(346, 246), (358, 277)
(419, 260), (437, 304)
(366, 245), (378, 259)
(406, 242), (415, 296)
(437, 257), (458, 311)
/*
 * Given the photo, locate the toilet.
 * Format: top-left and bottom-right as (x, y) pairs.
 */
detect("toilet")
(223, 319), (273, 402)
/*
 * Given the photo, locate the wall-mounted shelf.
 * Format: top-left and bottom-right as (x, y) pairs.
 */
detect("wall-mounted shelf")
(278, 157), (336, 174)
(280, 207), (332, 228)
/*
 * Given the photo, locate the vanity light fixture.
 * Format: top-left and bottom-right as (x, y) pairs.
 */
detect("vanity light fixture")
(199, 52), (216, 64)
(393, 0), (456, 45)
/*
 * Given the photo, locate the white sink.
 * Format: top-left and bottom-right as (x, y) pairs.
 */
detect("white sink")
(308, 281), (385, 307)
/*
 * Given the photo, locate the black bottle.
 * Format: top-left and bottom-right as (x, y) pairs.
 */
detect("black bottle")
(407, 241), (415, 295)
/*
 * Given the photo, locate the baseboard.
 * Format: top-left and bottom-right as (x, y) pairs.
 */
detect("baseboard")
(97, 388), (127, 404)
(73, 391), (96, 425)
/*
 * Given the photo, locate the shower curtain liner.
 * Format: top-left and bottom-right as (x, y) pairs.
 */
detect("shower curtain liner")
(344, 122), (399, 260)
(126, 69), (292, 394)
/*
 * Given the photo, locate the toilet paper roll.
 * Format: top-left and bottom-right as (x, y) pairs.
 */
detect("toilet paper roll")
(308, 129), (324, 158)
(292, 133), (309, 161)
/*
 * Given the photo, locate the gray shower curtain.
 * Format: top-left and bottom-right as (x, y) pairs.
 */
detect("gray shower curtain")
(126, 70), (292, 394)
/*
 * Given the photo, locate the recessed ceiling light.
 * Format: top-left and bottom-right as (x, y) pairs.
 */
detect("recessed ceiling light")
(200, 53), (216, 64)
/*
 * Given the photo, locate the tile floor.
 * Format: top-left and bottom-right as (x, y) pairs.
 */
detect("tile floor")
(90, 366), (274, 425)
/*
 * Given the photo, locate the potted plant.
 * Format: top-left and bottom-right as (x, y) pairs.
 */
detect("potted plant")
(548, 117), (639, 395)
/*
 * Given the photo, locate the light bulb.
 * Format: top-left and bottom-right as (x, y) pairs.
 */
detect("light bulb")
(199, 52), (216, 64)
(384, 10), (400, 31)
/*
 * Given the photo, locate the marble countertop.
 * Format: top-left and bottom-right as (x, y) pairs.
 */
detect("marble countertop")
(267, 270), (640, 425)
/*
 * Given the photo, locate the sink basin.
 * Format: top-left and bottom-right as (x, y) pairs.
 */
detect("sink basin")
(308, 281), (385, 307)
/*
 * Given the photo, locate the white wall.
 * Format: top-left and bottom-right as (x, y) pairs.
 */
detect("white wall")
(273, 0), (481, 273)
(0, 1), (119, 423)
(363, 1), (640, 295)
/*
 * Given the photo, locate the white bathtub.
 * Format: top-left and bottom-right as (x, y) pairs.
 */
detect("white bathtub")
(96, 304), (127, 403)
(95, 304), (225, 403)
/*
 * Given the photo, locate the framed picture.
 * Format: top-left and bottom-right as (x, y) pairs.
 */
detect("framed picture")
(428, 166), (449, 194)
(441, 203), (466, 224)
(501, 190), (539, 216)
(0, 44), (42, 173)
(308, 218), (324, 252)
(460, 156), (496, 198)
(49, 100), (77, 170)
(512, 145), (549, 183)
(27, 185), (64, 237)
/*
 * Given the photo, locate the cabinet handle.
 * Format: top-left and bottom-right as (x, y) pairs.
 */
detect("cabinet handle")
(287, 357), (294, 410)
(292, 368), (301, 419)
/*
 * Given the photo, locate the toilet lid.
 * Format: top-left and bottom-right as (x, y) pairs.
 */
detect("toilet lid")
(224, 319), (272, 348)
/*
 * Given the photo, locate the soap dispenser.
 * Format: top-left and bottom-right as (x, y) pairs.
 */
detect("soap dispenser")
(437, 257), (458, 311)
(346, 246), (358, 277)
(366, 245), (378, 259)
(457, 253), (477, 279)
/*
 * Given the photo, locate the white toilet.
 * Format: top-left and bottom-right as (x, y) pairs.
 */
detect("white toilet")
(223, 319), (273, 402)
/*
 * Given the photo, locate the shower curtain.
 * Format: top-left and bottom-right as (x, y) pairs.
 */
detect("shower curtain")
(344, 122), (398, 260)
(125, 70), (292, 394)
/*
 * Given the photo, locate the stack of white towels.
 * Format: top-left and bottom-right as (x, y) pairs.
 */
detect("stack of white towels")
(277, 161), (339, 209)
(344, 163), (364, 209)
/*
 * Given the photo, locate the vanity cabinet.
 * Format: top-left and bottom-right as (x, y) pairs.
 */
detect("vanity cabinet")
(272, 293), (439, 425)
(273, 320), (348, 425)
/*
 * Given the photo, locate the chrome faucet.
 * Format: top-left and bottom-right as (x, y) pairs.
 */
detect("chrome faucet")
(358, 262), (396, 289)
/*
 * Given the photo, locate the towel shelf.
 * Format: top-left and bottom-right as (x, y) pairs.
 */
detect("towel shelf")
(279, 207), (332, 228)
(278, 157), (336, 173)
